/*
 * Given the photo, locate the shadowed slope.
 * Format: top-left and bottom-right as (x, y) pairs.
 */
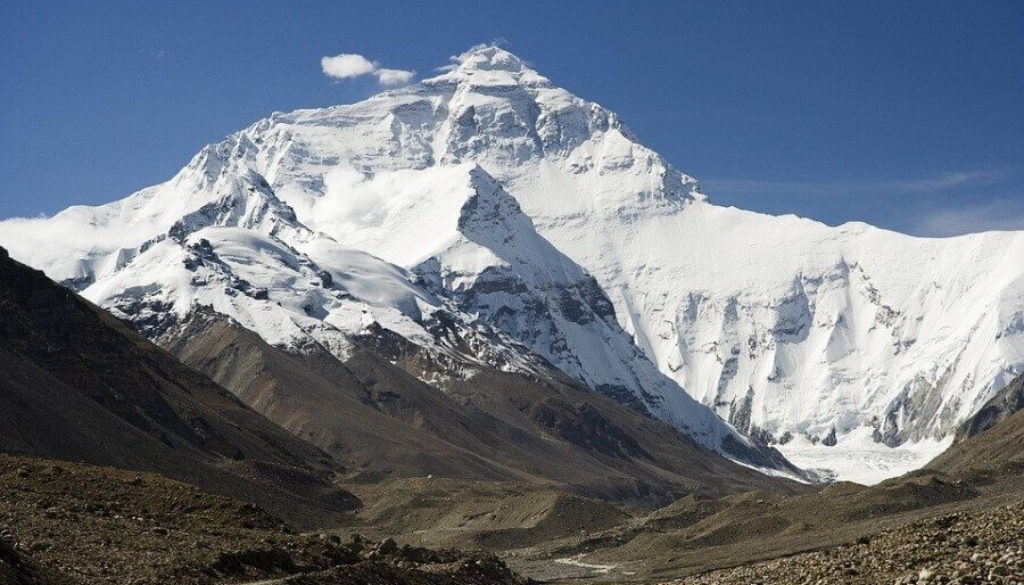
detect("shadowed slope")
(0, 247), (357, 525)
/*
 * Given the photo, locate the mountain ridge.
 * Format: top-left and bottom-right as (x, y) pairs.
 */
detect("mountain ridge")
(3, 45), (1023, 481)
(158, 308), (804, 501)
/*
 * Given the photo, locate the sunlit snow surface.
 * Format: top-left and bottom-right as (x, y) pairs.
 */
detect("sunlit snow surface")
(777, 428), (953, 485)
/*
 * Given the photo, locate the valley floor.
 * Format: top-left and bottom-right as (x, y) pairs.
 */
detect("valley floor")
(6, 446), (1024, 581)
(325, 468), (1024, 584)
(4, 449), (1024, 584)
(0, 454), (523, 585)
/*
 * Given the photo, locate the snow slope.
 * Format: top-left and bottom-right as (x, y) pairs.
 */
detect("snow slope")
(3, 45), (1023, 481)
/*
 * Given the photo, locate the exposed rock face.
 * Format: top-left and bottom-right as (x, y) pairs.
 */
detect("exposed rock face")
(954, 372), (1024, 442)
(927, 372), (1024, 477)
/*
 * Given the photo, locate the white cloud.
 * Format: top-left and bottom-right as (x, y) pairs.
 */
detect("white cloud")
(315, 167), (389, 227)
(374, 68), (415, 86)
(320, 53), (377, 79)
(320, 53), (415, 86)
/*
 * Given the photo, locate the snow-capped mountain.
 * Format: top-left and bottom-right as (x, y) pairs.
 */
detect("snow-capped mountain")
(3, 45), (1023, 482)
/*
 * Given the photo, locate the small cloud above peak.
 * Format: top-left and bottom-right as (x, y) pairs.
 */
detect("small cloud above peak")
(375, 68), (415, 86)
(320, 52), (414, 86)
(320, 53), (376, 79)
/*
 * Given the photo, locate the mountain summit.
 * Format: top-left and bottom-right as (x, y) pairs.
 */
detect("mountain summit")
(3, 45), (1023, 482)
(434, 45), (551, 80)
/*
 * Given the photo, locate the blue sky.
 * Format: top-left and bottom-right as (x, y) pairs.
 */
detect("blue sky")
(1, 1), (1021, 235)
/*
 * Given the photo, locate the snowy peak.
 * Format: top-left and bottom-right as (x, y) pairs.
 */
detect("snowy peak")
(426, 45), (553, 88)
(0, 47), (803, 478)
(452, 165), (590, 288)
(11, 46), (1023, 482)
(168, 169), (306, 244)
(408, 165), (772, 464)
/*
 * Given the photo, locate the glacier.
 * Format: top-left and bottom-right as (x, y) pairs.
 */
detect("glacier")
(3, 45), (1023, 482)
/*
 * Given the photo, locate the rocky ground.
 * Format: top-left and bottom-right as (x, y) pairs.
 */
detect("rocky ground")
(670, 500), (1024, 585)
(0, 454), (526, 585)
(4, 448), (1024, 585)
